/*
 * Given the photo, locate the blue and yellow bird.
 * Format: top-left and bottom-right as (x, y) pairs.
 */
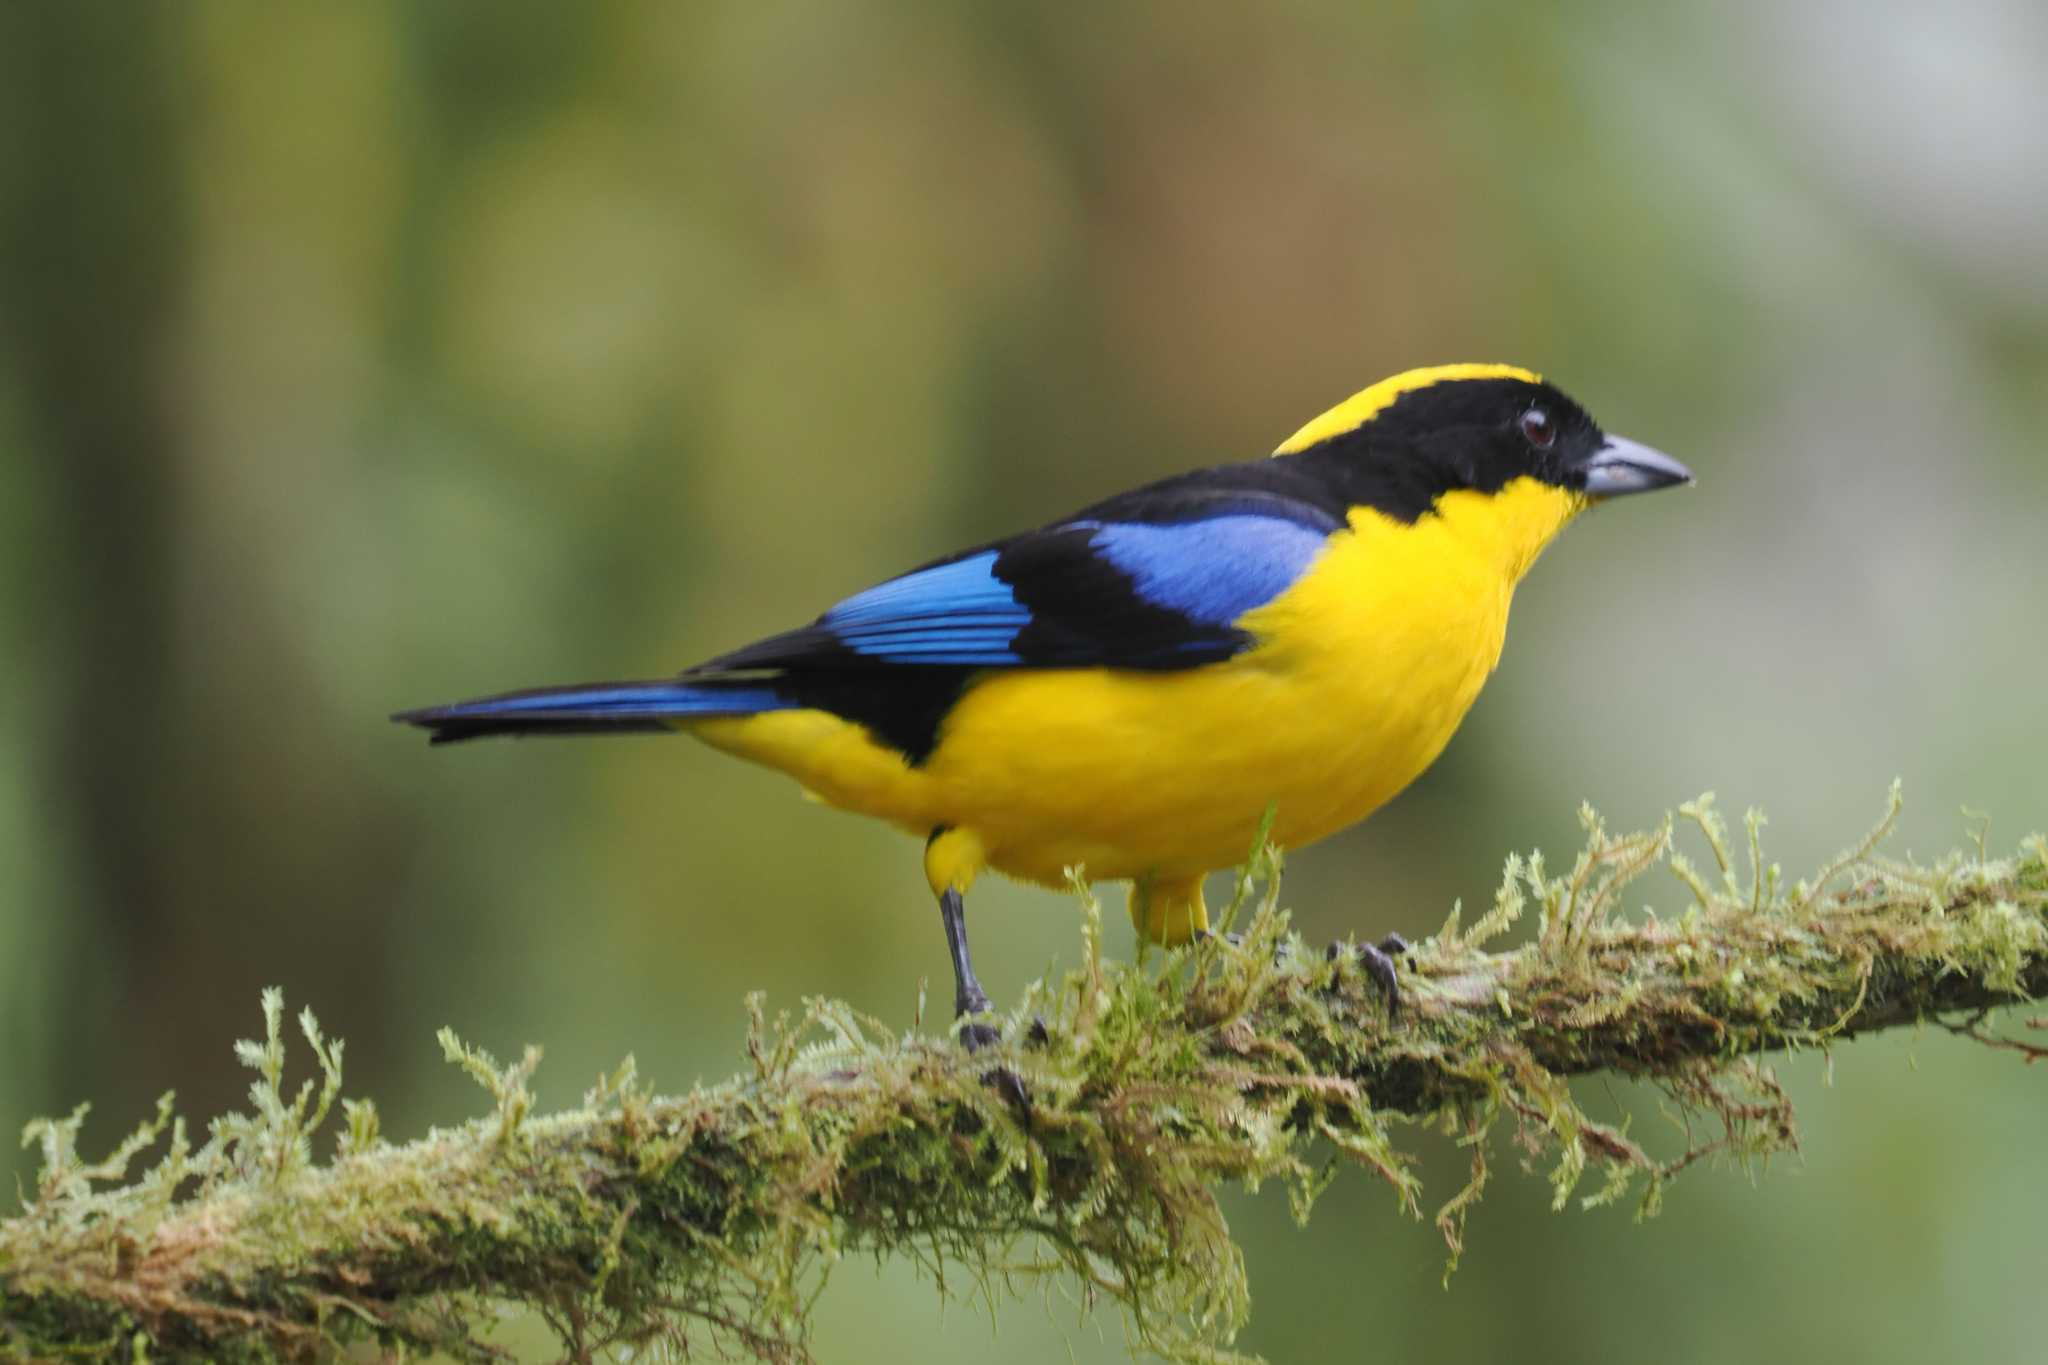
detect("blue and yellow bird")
(397, 363), (1690, 1045)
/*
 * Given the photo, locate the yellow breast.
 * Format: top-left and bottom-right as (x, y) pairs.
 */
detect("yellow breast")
(690, 476), (1585, 887)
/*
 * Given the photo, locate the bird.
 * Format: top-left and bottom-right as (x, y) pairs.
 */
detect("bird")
(395, 363), (1692, 1047)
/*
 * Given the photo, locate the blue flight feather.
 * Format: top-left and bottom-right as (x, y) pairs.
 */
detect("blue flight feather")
(821, 551), (1030, 664)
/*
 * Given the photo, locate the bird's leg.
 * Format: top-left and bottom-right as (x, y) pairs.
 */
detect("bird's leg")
(934, 886), (1029, 1111)
(1129, 874), (1208, 946)
(938, 887), (1000, 1052)
(925, 827), (1002, 1052)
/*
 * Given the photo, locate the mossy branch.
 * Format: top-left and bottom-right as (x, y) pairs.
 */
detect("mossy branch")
(6, 788), (2046, 1363)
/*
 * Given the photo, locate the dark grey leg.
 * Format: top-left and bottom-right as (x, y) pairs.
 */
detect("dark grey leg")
(940, 887), (999, 1051)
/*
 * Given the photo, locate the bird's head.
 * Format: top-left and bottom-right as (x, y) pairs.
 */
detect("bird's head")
(1272, 363), (1691, 578)
(1275, 363), (1692, 509)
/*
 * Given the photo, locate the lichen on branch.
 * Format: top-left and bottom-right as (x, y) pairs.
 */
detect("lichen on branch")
(4, 788), (2044, 1364)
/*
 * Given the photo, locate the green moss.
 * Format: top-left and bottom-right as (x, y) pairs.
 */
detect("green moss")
(4, 790), (2045, 1364)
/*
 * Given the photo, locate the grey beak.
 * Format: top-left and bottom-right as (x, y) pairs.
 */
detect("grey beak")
(1579, 435), (1694, 497)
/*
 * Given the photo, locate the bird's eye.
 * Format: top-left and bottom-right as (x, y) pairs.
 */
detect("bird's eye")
(1519, 407), (1555, 449)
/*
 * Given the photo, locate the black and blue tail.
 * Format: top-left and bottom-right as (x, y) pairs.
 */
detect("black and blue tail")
(393, 679), (792, 745)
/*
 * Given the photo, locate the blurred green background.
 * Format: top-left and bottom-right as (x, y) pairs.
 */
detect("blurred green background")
(4, 3), (2045, 1360)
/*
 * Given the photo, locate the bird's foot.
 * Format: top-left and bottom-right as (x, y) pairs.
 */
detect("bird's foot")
(956, 1010), (1051, 1055)
(981, 1064), (1031, 1114)
(955, 982), (999, 1053)
(1327, 932), (1413, 1017)
(958, 1017), (1003, 1052)
(952, 1005), (1039, 1118)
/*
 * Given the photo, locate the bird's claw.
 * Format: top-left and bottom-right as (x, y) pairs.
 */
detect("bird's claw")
(953, 1013), (1033, 1117)
(981, 1064), (1032, 1115)
(957, 1017), (1003, 1053)
(957, 1012), (1051, 1054)
(1358, 941), (1402, 1016)
(1327, 932), (1413, 1017)
(953, 975), (998, 1052)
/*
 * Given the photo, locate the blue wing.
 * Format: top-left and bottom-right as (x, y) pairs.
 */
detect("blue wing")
(700, 492), (1337, 676)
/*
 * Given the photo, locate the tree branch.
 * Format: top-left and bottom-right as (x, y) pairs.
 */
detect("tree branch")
(5, 789), (2045, 1363)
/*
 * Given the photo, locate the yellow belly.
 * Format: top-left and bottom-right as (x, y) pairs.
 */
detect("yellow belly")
(690, 479), (1582, 890)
